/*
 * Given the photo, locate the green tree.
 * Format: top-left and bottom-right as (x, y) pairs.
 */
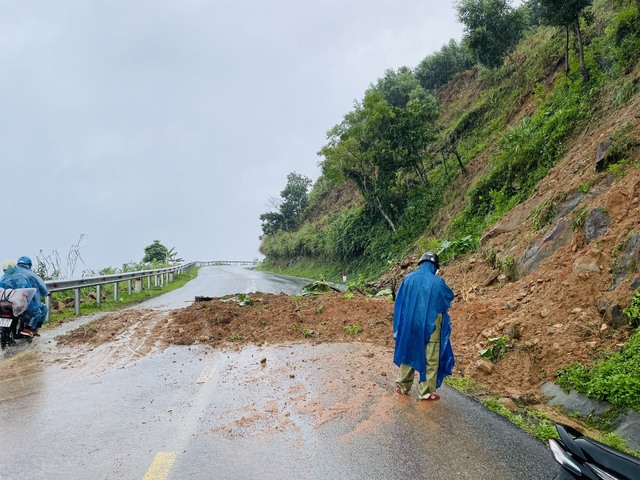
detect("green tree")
(260, 172), (312, 236)
(142, 240), (170, 263)
(320, 91), (397, 232)
(455, 0), (526, 68)
(415, 39), (475, 91)
(536, 0), (592, 81)
(319, 70), (439, 232)
(374, 66), (420, 107)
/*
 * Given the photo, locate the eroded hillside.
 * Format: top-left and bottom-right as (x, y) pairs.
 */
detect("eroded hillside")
(377, 91), (640, 398)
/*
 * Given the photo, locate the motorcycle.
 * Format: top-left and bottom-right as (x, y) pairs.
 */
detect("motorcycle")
(549, 423), (640, 480)
(0, 287), (36, 350)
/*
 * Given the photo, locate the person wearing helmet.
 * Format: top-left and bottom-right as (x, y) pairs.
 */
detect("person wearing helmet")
(16, 256), (49, 337)
(0, 260), (36, 336)
(1, 260), (24, 283)
(0, 260), (30, 289)
(393, 252), (455, 401)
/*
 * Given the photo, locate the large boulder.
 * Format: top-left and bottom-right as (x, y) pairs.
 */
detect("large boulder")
(584, 206), (610, 242)
(520, 219), (573, 274)
(612, 232), (640, 287)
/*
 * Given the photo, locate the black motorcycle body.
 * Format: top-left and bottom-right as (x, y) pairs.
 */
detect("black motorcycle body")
(549, 423), (640, 480)
(0, 299), (32, 350)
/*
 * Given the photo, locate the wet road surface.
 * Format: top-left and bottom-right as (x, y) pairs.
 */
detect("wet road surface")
(0, 267), (558, 479)
(139, 265), (316, 310)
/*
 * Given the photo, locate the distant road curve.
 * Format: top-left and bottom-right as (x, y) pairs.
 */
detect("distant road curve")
(137, 265), (314, 310)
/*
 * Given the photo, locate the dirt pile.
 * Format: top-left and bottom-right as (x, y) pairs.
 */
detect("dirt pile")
(55, 292), (396, 351)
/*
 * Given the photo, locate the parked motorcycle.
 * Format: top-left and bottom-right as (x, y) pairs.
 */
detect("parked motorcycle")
(0, 288), (36, 350)
(549, 423), (640, 480)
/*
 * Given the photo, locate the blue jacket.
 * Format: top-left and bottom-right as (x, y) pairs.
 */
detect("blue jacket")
(0, 266), (30, 290)
(17, 265), (48, 297)
(393, 262), (455, 384)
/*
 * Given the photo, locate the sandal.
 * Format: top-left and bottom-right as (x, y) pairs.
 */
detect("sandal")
(394, 386), (408, 395)
(418, 393), (440, 401)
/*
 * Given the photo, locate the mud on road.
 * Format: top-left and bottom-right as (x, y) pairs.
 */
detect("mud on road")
(55, 292), (395, 353)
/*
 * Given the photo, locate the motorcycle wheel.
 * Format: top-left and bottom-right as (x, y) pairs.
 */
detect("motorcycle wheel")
(0, 327), (12, 350)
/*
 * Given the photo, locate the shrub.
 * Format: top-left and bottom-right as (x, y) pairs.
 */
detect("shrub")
(623, 288), (640, 327)
(556, 329), (640, 411)
(480, 336), (511, 362)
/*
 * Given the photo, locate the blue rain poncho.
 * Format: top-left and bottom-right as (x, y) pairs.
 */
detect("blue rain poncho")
(0, 265), (30, 290)
(17, 265), (48, 297)
(0, 266), (41, 322)
(393, 261), (455, 385)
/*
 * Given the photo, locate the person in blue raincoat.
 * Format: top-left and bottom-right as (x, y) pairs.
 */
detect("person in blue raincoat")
(393, 252), (455, 401)
(16, 256), (49, 336)
(0, 260), (37, 336)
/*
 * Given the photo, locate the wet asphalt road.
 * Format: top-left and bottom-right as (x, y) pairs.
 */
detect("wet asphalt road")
(0, 266), (558, 479)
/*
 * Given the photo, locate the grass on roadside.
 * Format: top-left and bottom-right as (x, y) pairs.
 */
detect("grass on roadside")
(445, 375), (640, 457)
(46, 267), (200, 327)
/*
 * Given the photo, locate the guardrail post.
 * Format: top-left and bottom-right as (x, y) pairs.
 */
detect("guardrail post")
(147, 276), (151, 289)
(114, 282), (118, 301)
(97, 285), (102, 307)
(74, 288), (81, 316)
(127, 279), (132, 295)
(46, 295), (51, 322)
(134, 278), (142, 293)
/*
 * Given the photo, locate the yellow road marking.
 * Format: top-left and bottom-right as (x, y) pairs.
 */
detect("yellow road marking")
(143, 452), (177, 480)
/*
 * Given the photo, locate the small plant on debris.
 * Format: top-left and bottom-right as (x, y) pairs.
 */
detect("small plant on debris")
(222, 293), (254, 306)
(572, 208), (589, 231)
(236, 294), (254, 306)
(501, 256), (519, 282)
(577, 182), (591, 194)
(301, 327), (314, 338)
(344, 324), (362, 335)
(531, 198), (557, 231)
(346, 274), (375, 294)
(486, 249), (500, 269)
(623, 287), (640, 327)
(480, 336), (511, 362)
(437, 235), (478, 265)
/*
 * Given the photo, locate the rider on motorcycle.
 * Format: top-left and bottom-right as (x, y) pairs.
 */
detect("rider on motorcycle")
(0, 260), (41, 337)
(15, 257), (48, 336)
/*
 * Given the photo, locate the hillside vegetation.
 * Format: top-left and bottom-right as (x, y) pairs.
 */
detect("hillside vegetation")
(261, 1), (639, 278)
(259, 0), (640, 445)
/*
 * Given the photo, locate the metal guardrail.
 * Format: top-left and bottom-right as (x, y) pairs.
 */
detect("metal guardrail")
(44, 262), (198, 318)
(43, 260), (257, 319)
(197, 260), (256, 266)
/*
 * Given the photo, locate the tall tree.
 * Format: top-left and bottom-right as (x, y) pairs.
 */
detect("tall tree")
(374, 66), (420, 107)
(321, 91), (400, 231)
(319, 70), (439, 233)
(279, 172), (312, 231)
(536, 0), (592, 81)
(415, 39), (474, 91)
(259, 172), (312, 236)
(455, 0), (526, 68)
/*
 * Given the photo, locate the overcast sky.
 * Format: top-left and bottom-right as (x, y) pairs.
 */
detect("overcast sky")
(2, 0), (463, 276)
